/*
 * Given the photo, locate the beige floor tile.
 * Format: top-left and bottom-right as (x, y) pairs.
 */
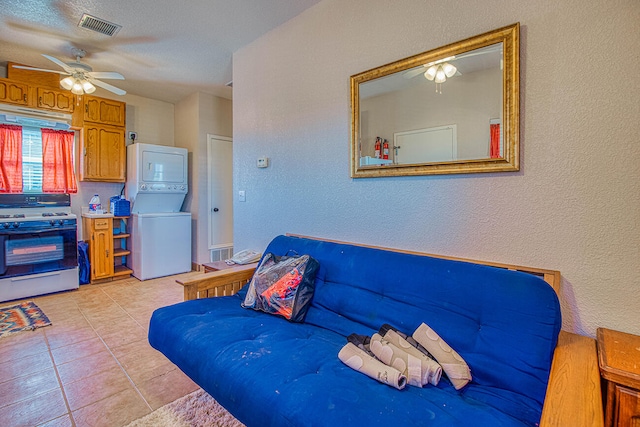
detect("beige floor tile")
(0, 367), (60, 409)
(50, 336), (108, 366)
(38, 414), (74, 427)
(99, 325), (148, 350)
(0, 329), (49, 362)
(71, 387), (151, 427)
(63, 364), (134, 411)
(45, 325), (99, 350)
(136, 367), (199, 410)
(0, 349), (53, 382)
(0, 388), (68, 427)
(56, 350), (121, 385)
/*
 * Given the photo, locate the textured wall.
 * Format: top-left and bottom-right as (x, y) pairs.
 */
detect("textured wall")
(175, 92), (233, 265)
(233, 0), (640, 337)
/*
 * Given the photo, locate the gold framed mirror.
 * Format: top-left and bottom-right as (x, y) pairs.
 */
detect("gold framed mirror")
(350, 23), (519, 178)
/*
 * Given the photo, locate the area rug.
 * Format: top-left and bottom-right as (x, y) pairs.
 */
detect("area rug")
(126, 389), (245, 427)
(0, 301), (52, 338)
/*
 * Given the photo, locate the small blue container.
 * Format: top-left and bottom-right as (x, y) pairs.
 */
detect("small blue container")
(110, 196), (131, 217)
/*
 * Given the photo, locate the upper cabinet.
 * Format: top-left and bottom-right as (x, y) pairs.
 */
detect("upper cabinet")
(80, 123), (126, 182)
(76, 95), (127, 183)
(0, 78), (29, 105)
(36, 87), (74, 113)
(83, 96), (125, 127)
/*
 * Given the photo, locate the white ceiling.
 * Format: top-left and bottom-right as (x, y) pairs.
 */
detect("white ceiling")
(0, 0), (322, 103)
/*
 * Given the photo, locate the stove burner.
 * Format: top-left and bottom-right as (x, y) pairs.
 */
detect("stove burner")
(0, 215), (10, 219)
(42, 212), (54, 217)
(13, 214), (25, 218)
(55, 212), (68, 216)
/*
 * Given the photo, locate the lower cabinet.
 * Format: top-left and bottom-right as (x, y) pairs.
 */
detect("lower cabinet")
(82, 214), (133, 283)
(83, 216), (114, 281)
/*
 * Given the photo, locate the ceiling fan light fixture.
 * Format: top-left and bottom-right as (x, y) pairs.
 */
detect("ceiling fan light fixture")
(442, 63), (457, 78)
(71, 80), (85, 95)
(60, 76), (74, 90)
(82, 80), (96, 94)
(434, 67), (447, 83)
(424, 66), (437, 81)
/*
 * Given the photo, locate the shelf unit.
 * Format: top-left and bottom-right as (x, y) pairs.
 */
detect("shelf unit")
(112, 216), (133, 278)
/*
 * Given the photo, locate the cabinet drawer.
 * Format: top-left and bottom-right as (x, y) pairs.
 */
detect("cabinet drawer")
(93, 219), (110, 230)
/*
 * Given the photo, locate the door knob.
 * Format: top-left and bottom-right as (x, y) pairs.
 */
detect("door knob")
(213, 208), (219, 212)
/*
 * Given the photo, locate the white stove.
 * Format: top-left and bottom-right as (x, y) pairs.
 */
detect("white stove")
(0, 193), (79, 302)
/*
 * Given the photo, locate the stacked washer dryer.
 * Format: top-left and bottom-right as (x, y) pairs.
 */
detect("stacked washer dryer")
(125, 143), (191, 280)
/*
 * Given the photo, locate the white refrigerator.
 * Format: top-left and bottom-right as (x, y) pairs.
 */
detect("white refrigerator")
(129, 212), (192, 280)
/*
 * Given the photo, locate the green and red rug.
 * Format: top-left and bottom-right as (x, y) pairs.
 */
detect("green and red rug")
(0, 301), (51, 339)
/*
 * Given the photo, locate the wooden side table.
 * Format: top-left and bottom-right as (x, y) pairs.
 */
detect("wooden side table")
(597, 328), (640, 427)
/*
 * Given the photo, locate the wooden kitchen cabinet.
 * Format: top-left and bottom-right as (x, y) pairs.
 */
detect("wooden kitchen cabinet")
(597, 328), (640, 427)
(81, 123), (126, 182)
(82, 95), (125, 126)
(83, 216), (114, 281)
(0, 78), (29, 105)
(36, 87), (74, 112)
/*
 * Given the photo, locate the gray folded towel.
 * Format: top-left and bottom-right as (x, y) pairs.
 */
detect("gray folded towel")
(338, 342), (407, 390)
(412, 323), (472, 390)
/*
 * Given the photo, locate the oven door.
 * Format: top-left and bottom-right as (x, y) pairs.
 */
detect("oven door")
(0, 226), (78, 279)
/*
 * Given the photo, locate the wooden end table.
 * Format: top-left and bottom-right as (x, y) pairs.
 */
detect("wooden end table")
(597, 327), (640, 427)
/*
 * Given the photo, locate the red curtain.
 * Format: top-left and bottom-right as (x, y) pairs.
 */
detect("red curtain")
(0, 124), (23, 193)
(490, 123), (501, 159)
(42, 129), (78, 193)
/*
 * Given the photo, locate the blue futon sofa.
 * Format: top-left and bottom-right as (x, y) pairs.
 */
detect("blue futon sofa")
(148, 235), (602, 427)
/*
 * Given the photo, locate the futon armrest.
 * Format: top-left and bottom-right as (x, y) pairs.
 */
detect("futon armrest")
(539, 330), (603, 427)
(176, 264), (257, 300)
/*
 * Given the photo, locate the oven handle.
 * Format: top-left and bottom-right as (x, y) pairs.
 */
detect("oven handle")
(0, 226), (77, 235)
(10, 270), (62, 281)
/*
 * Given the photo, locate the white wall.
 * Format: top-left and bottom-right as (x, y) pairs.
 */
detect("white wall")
(175, 92), (232, 265)
(233, 0), (640, 337)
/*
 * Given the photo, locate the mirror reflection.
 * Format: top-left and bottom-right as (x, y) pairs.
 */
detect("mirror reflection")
(351, 23), (519, 177)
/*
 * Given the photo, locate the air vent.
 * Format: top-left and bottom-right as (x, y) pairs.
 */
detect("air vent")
(78, 14), (122, 37)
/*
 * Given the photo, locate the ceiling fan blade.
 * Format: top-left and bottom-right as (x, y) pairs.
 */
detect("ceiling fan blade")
(87, 71), (125, 80)
(11, 65), (70, 75)
(88, 77), (127, 96)
(42, 54), (74, 73)
(403, 67), (427, 79)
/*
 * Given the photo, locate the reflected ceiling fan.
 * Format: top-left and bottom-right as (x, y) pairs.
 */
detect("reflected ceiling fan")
(12, 48), (126, 96)
(403, 44), (503, 82)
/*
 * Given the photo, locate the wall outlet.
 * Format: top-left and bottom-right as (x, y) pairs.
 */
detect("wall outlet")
(257, 157), (269, 168)
(238, 190), (246, 202)
(128, 132), (138, 141)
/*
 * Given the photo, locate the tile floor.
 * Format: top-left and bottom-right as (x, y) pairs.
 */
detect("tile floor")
(0, 273), (201, 427)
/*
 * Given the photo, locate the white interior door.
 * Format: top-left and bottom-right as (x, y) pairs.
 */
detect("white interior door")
(207, 135), (233, 250)
(394, 125), (457, 164)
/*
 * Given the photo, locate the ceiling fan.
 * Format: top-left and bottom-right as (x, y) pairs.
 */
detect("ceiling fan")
(12, 48), (126, 96)
(403, 44), (503, 81)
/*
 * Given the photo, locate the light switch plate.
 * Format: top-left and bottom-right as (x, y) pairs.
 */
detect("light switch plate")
(238, 190), (246, 202)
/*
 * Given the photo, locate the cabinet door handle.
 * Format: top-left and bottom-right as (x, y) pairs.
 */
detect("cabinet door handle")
(23, 94), (27, 102)
(85, 104), (88, 113)
(39, 96), (42, 104)
(106, 249), (110, 257)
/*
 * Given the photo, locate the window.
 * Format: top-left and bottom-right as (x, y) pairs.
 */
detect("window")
(21, 126), (43, 193)
(0, 114), (74, 193)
